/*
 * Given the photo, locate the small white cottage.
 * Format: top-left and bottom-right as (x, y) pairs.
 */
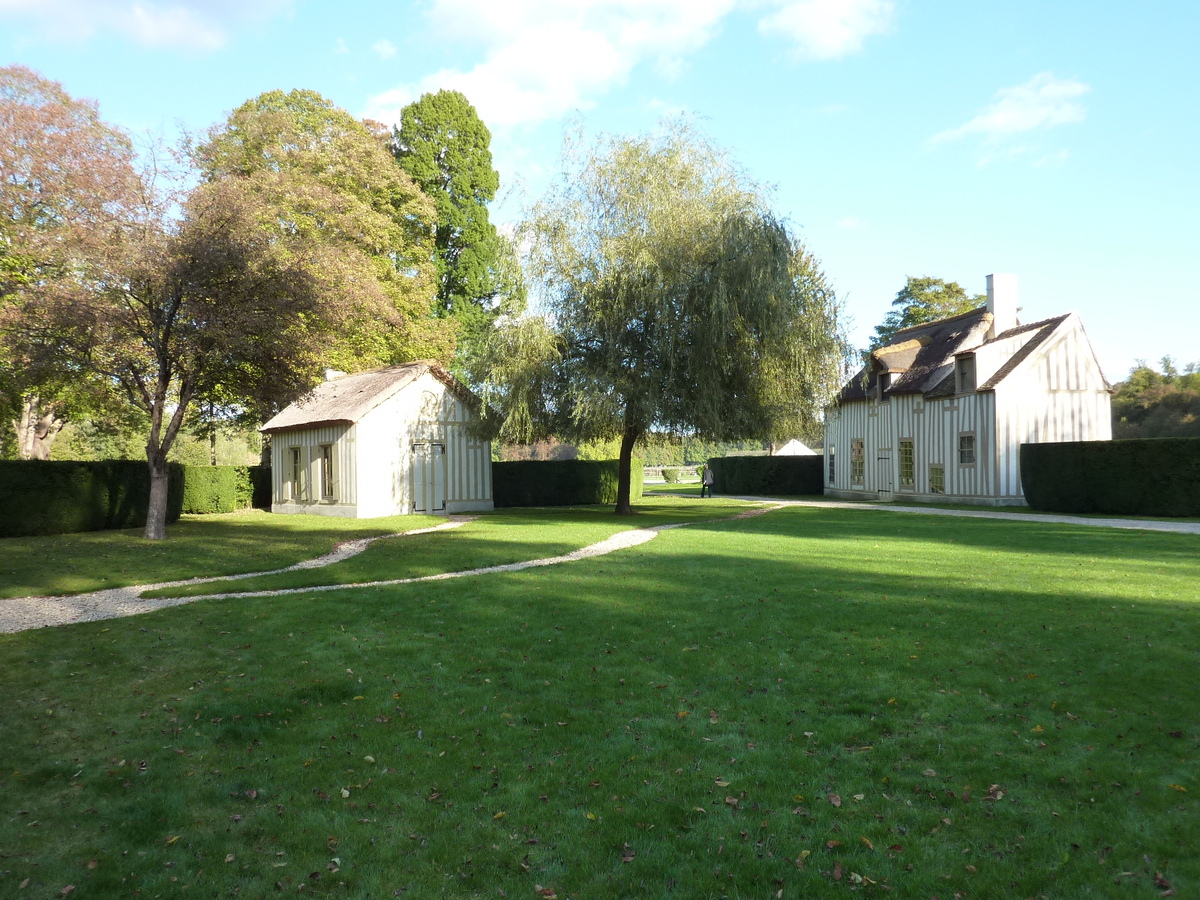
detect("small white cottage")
(824, 274), (1112, 505)
(260, 361), (493, 517)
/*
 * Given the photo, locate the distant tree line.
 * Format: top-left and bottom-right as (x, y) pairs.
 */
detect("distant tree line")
(1111, 358), (1200, 439)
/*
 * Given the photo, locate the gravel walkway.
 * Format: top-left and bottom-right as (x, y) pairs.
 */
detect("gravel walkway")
(0, 517), (473, 635)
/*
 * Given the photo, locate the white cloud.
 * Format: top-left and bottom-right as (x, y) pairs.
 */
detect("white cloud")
(0, 0), (290, 50)
(365, 0), (737, 128)
(757, 0), (895, 60)
(932, 72), (1091, 146)
(372, 38), (397, 60)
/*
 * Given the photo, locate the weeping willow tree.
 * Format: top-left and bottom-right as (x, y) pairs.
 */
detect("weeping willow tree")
(475, 124), (846, 514)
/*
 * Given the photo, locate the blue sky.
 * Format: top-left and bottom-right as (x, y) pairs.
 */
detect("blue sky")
(3, 0), (1196, 379)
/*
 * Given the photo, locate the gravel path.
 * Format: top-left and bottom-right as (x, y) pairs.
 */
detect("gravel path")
(0, 517), (473, 634)
(708, 496), (1200, 535)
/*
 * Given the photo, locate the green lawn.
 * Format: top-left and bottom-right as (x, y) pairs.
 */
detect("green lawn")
(0, 510), (447, 599)
(1, 502), (1197, 898)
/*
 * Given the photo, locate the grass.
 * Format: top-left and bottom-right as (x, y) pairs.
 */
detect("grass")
(142, 500), (752, 600)
(1, 501), (1198, 898)
(0, 511), (447, 599)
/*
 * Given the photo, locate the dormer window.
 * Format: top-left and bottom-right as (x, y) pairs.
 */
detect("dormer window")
(877, 372), (892, 402)
(956, 355), (976, 394)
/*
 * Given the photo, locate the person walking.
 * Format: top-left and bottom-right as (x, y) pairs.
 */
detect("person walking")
(700, 465), (714, 498)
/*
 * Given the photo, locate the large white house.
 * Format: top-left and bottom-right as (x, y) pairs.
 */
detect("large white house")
(824, 274), (1112, 505)
(260, 361), (494, 517)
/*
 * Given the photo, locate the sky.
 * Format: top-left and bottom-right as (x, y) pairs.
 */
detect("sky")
(2, 0), (1197, 380)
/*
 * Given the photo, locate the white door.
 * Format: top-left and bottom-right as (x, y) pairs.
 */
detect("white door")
(411, 441), (447, 513)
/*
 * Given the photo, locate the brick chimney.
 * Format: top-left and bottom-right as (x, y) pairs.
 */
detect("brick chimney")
(986, 273), (1018, 338)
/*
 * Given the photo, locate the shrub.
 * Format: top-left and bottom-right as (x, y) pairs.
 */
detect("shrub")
(661, 467), (682, 483)
(1021, 438), (1200, 517)
(706, 455), (825, 496)
(0, 460), (183, 537)
(179, 466), (271, 514)
(493, 459), (644, 507)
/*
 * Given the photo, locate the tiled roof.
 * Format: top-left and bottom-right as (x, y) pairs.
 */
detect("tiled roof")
(260, 361), (476, 433)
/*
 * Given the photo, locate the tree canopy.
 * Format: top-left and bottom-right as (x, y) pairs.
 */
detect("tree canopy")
(0, 65), (139, 458)
(475, 124), (845, 514)
(869, 275), (983, 350)
(198, 88), (453, 369)
(392, 90), (520, 360)
(1112, 358), (1200, 439)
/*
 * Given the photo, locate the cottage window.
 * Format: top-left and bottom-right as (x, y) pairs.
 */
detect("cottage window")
(958, 433), (976, 466)
(899, 439), (915, 489)
(877, 372), (892, 402)
(827, 445), (835, 485)
(289, 447), (305, 501)
(956, 355), (976, 393)
(850, 439), (865, 484)
(319, 444), (335, 500)
(930, 464), (945, 494)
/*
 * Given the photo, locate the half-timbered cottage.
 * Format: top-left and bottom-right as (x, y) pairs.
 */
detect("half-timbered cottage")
(260, 361), (494, 517)
(824, 274), (1111, 505)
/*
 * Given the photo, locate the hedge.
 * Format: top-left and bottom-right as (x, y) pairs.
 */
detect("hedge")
(493, 458), (643, 507)
(0, 460), (183, 538)
(1021, 438), (1200, 517)
(179, 466), (272, 514)
(707, 455), (825, 497)
(0, 462), (273, 538)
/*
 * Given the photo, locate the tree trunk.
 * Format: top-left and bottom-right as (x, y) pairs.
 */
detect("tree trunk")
(144, 451), (170, 540)
(13, 395), (64, 460)
(615, 424), (641, 516)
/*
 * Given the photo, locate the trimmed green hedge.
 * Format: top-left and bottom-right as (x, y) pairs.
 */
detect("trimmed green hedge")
(179, 466), (272, 514)
(0, 460), (183, 538)
(1021, 438), (1200, 517)
(0, 463), (273, 537)
(493, 459), (643, 507)
(707, 455), (825, 496)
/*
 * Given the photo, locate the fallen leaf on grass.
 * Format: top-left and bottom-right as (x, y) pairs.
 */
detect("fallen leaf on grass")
(86, 860), (97, 870)
(828, 793), (841, 807)
(724, 797), (739, 809)
(493, 811), (506, 820)
(826, 840), (842, 850)
(166, 836), (180, 846)
(534, 885), (557, 898)
(984, 784), (1005, 801)
(795, 850), (810, 869)
(923, 769), (937, 777)
(1168, 785), (1187, 792)
(715, 779), (730, 788)
(832, 861), (843, 882)
(860, 837), (874, 850)
(224, 854), (235, 863)
(621, 843), (635, 863)
(676, 710), (690, 719)
(60, 887), (75, 897)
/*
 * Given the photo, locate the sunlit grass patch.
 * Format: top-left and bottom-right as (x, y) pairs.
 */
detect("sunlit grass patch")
(0, 503), (1197, 897)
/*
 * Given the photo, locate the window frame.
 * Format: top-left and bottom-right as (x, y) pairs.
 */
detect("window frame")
(850, 438), (865, 484)
(956, 355), (977, 394)
(827, 444), (836, 485)
(289, 446), (305, 501)
(958, 432), (977, 466)
(319, 443), (335, 501)
(898, 439), (915, 489)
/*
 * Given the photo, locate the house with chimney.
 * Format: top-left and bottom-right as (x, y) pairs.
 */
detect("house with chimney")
(260, 361), (494, 518)
(823, 274), (1112, 505)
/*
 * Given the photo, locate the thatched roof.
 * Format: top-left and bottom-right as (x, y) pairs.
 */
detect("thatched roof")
(260, 361), (476, 434)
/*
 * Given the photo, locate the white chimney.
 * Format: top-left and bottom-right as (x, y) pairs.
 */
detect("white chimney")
(986, 273), (1018, 338)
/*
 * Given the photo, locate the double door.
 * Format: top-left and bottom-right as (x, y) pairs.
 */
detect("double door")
(411, 441), (446, 513)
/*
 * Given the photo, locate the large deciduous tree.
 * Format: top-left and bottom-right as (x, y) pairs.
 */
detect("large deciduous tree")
(392, 90), (520, 360)
(0, 65), (137, 458)
(475, 125), (845, 515)
(869, 275), (983, 350)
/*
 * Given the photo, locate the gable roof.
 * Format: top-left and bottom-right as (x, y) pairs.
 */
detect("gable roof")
(260, 361), (476, 434)
(837, 308), (1090, 405)
(838, 307), (990, 402)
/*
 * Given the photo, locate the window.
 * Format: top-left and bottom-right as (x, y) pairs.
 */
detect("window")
(958, 433), (976, 466)
(956, 355), (976, 393)
(827, 445), (835, 485)
(877, 372), (892, 402)
(899, 439), (914, 488)
(850, 439), (865, 484)
(289, 447), (305, 501)
(930, 464), (945, 494)
(319, 444), (335, 500)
